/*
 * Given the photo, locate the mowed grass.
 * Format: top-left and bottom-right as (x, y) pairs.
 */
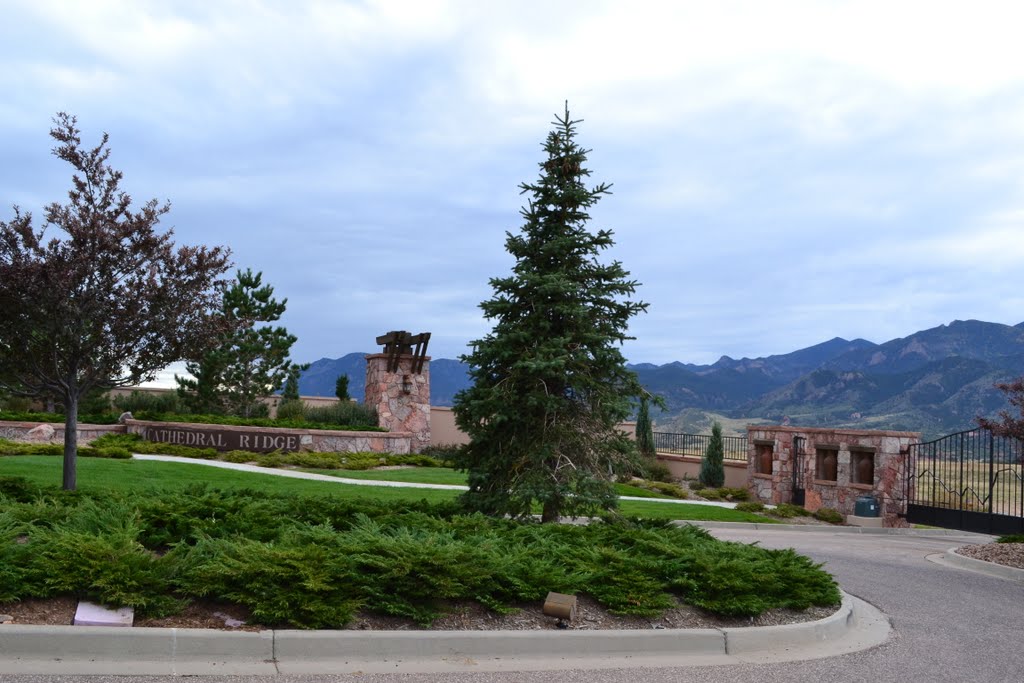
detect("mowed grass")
(0, 456), (775, 523)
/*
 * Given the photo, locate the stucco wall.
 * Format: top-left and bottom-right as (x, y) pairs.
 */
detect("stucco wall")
(656, 453), (749, 488)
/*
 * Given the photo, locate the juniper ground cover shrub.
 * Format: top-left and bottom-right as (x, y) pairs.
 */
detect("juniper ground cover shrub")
(0, 480), (841, 627)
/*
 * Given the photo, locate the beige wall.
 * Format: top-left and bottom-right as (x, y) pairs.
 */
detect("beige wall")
(430, 408), (638, 448)
(656, 453), (749, 488)
(429, 407), (468, 446)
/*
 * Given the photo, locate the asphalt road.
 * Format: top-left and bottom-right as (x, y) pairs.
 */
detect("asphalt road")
(1, 528), (1020, 683)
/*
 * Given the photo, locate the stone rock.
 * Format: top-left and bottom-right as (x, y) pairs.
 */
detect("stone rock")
(25, 424), (55, 442)
(117, 411), (134, 424)
(0, 614), (13, 624)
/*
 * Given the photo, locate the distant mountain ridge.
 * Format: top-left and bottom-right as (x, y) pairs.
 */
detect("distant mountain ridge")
(297, 319), (1024, 438)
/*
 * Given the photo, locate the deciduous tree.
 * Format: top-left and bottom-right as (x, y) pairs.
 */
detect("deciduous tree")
(0, 113), (231, 489)
(453, 105), (648, 522)
(978, 378), (1024, 442)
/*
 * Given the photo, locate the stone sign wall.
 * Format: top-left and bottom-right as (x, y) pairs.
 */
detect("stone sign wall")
(124, 419), (414, 454)
(131, 423), (303, 452)
(746, 425), (919, 527)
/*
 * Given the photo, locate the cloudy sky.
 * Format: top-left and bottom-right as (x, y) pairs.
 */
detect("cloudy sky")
(3, 0), (1024, 376)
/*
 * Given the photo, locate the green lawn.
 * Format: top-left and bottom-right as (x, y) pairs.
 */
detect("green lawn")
(0, 456), (458, 504)
(0, 455), (773, 523)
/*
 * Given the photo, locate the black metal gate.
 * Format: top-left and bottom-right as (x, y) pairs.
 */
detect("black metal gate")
(792, 435), (806, 506)
(905, 428), (1024, 534)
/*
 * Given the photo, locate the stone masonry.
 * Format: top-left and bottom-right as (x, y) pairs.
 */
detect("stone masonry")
(747, 425), (919, 527)
(364, 353), (431, 452)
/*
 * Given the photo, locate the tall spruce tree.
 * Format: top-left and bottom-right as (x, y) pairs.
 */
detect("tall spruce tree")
(453, 105), (648, 522)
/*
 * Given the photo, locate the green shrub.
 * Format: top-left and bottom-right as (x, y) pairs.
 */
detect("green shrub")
(997, 534), (1024, 544)
(0, 475), (40, 502)
(643, 460), (675, 483)
(734, 501), (765, 513)
(130, 411), (383, 432)
(719, 487), (750, 502)
(249, 452), (281, 468)
(0, 439), (128, 459)
(0, 395), (33, 412)
(635, 480), (687, 499)
(15, 499), (180, 615)
(699, 488), (722, 501)
(282, 452), (348, 469)
(113, 390), (182, 415)
(769, 503), (811, 519)
(0, 487), (842, 627)
(419, 443), (464, 463)
(223, 450), (258, 463)
(687, 479), (704, 491)
(275, 399), (305, 421)
(813, 507), (844, 524)
(302, 401), (378, 428)
(0, 410), (119, 425)
(79, 446), (132, 459)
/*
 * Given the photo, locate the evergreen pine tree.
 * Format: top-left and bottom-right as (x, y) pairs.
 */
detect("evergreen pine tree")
(453, 105), (648, 522)
(177, 269), (299, 417)
(700, 421), (726, 489)
(282, 366), (303, 401)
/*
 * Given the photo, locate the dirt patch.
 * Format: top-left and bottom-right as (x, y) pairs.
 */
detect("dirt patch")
(0, 594), (836, 631)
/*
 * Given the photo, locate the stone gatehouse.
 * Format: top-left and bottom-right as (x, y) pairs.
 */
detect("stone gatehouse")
(747, 425), (919, 527)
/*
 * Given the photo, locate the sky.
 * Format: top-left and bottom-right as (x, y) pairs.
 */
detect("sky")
(3, 0), (1024, 380)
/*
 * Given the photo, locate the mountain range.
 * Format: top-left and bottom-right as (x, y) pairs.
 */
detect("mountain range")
(297, 319), (1024, 439)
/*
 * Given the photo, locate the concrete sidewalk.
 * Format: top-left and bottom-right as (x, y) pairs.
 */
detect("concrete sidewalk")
(0, 592), (889, 676)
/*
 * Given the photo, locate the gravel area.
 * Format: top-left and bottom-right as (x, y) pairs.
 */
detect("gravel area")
(0, 594), (837, 631)
(955, 541), (1024, 569)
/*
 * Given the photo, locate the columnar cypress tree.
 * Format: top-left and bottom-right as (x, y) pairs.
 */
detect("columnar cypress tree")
(636, 395), (656, 458)
(453, 105), (648, 522)
(700, 421), (726, 489)
(335, 374), (350, 401)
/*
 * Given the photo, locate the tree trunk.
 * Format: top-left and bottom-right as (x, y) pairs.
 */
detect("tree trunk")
(541, 499), (560, 524)
(62, 392), (78, 491)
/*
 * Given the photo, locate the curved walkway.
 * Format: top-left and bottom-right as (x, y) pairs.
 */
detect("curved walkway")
(129, 454), (742, 508)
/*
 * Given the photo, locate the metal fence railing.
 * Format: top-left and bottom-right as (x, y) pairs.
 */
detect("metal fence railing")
(652, 432), (748, 462)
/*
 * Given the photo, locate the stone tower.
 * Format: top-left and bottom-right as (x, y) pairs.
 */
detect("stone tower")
(364, 331), (431, 452)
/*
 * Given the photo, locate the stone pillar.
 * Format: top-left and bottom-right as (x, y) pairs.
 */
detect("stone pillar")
(364, 353), (431, 452)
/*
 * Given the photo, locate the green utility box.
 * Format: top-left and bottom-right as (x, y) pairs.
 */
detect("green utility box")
(854, 494), (880, 517)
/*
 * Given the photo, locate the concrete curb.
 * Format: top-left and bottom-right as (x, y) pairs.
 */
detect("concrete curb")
(926, 547), (1024, 584)
(0, 592), (889, 675)
(686, 520), (995, 538)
